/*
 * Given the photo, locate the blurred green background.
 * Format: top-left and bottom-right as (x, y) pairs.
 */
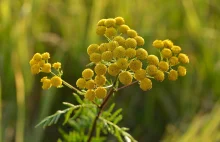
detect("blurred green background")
(1, 0), (220, 142)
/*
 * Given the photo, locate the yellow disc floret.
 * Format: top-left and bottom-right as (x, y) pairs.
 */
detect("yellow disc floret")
(129, 59), (142, 72)
(168, 70), (178, 81)
(95, 87), (107, 99)
(171, 46), (181, 54)
(116, 58), (128, 70)
(146, 65), (158, 76)
(85, 89), (95, 101)
(125, 48), (136, 58)
(118, 25), (130, 34)
(108, 41), (119, 51)
(177, 66), (187, 76)
(82, 68), (94, 80)
(96, 26), (106, 35)
(94, 75), (106, 86)
(127, 29), (137, 38)
(97, 19), (106, 26)
(147, 55), (159, 65)
(52, 62), (61, 69)
(31, 64), (40, 74)
(99, 43), (108, 53)
(119, 71), (133, 85)
(105, 27), (117, 38)
(94, 64), (107, 75)
(178, 53), (189, 64)
(125, 38), (137, 49)
(104, 18), (116, 27)
(87, 44), (99, 55)
(134, 36), (145, 46)
(161, 48), (172, 58)
(154, 70), (165, 82)
(158, 61), (169, 72)
(76, 78), (86, 89)
(101, 51), (113, 61)
(42, 52), (50, 60)
(113, 46), (126, 58)
(139, 78), (152, 91)
(136, 48), (148, 60)
(41, 63), (51, 73)
(42, 78), (52, 90)
(33, 53), (42, 62)
(51, 76), (62, 87)
(90, 53), (101, 63)
(115, 17), (125, 25)
(114, 36), (125, 46)
(134, 69), (146, 81)
(152, 40), (164, 49)
(85, 79), (96, 89)
(108, 63), (121, 76)
(163, 39), (173, 49)
(169, 56), (179, 66)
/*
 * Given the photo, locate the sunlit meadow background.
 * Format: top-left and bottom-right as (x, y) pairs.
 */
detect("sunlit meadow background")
(1, 0), (220, 142)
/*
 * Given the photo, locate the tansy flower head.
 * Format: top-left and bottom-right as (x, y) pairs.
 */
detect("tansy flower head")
(154, 70), (165, 82)
(97, 19), (106, 26)
(38, 60), (45, 67)
(178, 53), (189, 64)
(113, 46), (126, 58)
(99, 43), (108, 53)
(158, 61), (169, 72)
(146, 65), (158, 76)
(129, 59), (142, 72)
(85, 89), (95, 101)
(87, 44), (99, 55)
(82, 68), (94, 80)
(90, 53), (101, 63)
(29, 59), (37, 66)
(95, 87), (107, 99)
(33, 53), (42, 62)
(94, 64), (107, 75)
(178, 66), (187, 76)
(51, 76), (62, 87)
(125, 38), (137, 49)
(115, 17), (125, 25)
(76, 78), (86, 89)
(116, 58), (128, 70)
(152, 40), (164, 49)
(163, 39), (173, 49)
(118, 25), (130, 34)
(85, 80), (96, 89)
(136, 48), (148, 60)
(31, 64), (40, 75)
(108, 41), (119, 51)
(41, 63), (51, 73)
(134, 36), (145, 46)
(53, 62), (61, 69)
(139, 78), (152, 91)
(169, 56), (179, 66)
(134, 69), (146, 81)
(114, 36), (125, 46)
(171, 46), (181, 54)
(119, 71), (133, 85)
(108, 63), (121, 76)
(94, 75), (106, 86)
(147, 55), (159, 65)
(161, 48), (172, 58)
(104, 18), (116, 27)
(125, 48), (136, 58)
(101, 51), (113, 61)
(42, 52), (50, 60)
(42, 78), (52, 90)
(105, 27), (117, 38)
(96, 26), (106, 35)
(168, 70), (178, 81)
(127, 29), (137, 38)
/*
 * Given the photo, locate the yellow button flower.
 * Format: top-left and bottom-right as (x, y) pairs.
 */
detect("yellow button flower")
(161, 48), (172, 58)
(42, 79), (52, 90)
(108, 63), (121, 76)
(118, 25), (130, 34)
(114, 36), (125, 46)
(113, 46), (126, 58)
(51, 76), (62, 87)
(178, 66), (187, 76)
(31, 64), (40, 75)
(90, 53), (101, 63)
(125, 38), (137, 49)
(94, 75), (106, 86)
(101, 51), (113, 61)
(52, 62), (61, 69)
(104, 18), (116, 27)
(134, 36), (145, 46)
(41, 63), (51, 73)
(82, 68), (94, 80)
(87, 44), (99, 55)
(76, 78), (86, 89)
(85, 89), (95, 101)
(125, 48), (136, 58)
(96, 26), (106, 35)
(134, 69), (146, 81)
(115, 17), (125, 25)
(178, 53), (189, 64)
(158, 61), (169, 72)
(146, 65), (158, 76)
(136, 48), (148, 60)
(171, 46), (181, 54)
(108, 41), (119, 51)
(119, 71), (133, 85)
(147, 55), (159, 65)
(116, 58), (128, 70)
(94, 64), (107, 75)
(129, 59), (142, 72)
(127, 29), (137, 38)
(105, 27), (117, 38)
(42, 52), (50, 60)
(95, 87), (107, 99)
(163, 39), (173, 49)
(154, 70), (165, 82)
(139, 78), (152, 91)
(168, 70), (178, 81)
(85, 79), (96, 89)
(33, 53), (42, 62)
(169, 56), (179, 66)
(98, 43), (108, 53)
(152, 40), (164, 49)
(97, 19), (106, 26)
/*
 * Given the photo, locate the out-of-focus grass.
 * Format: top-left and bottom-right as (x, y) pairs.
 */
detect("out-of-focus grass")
(1, 0), (220, 141)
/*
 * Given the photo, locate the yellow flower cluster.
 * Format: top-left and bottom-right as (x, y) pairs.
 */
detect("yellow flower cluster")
(29, 52), (62, 89)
